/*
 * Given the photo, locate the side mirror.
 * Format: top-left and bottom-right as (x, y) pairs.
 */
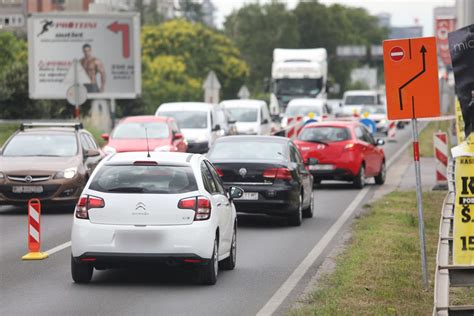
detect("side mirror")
(212, 124), (221, 132)
(174, 132), (183, 140)
(376, 139), (385, 146)
(85, 149), (100, 157)
(101, 133), (109, 141)
(261, 118), (269, 125)
(306, 157), (318, 165)
(228, 186), (244, 200)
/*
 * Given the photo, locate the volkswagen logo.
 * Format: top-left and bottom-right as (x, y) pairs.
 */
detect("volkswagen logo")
(135, 202), (146, 211)
(239, 168), (247, 177)
(24, 176), (33, 183)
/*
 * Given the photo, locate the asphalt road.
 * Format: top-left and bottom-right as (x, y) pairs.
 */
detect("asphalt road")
(0, 126), (414, 316)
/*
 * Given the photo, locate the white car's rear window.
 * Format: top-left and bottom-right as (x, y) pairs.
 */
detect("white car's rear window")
(89, 165), (198, 194)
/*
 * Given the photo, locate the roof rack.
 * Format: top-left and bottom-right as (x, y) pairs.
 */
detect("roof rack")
(20, 122), (83, 131)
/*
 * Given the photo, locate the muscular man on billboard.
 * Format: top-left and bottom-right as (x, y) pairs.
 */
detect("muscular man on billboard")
(80, 44), (106, 93)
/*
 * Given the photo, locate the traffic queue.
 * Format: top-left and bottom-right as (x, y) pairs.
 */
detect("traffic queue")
(0, 91), (391, 285)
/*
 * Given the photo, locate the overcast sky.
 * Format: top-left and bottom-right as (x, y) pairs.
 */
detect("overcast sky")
(212, 0), (456, 36)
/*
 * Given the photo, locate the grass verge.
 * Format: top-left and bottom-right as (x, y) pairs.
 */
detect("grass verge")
(289, 191), (474, 315)
(418, 120), (451, 157)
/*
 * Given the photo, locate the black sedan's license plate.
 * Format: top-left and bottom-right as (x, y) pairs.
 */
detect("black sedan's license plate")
(12, 186), (44, 194)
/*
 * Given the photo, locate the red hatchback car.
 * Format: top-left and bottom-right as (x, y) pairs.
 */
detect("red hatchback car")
(101, 116), (188, 154)
(294, 121), (385, 188)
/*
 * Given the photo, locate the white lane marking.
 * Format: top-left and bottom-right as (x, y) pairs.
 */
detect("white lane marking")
(257, 132), (416, 315)
(45, 241), (71, 255)
(256, 186), (370, 316)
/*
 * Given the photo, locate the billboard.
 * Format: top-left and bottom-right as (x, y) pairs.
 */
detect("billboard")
(435, 17), (456, 66)
(28, 13), (141, 99)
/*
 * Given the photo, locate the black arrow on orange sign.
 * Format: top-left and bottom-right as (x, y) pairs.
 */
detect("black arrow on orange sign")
(398, 45), (427, 111)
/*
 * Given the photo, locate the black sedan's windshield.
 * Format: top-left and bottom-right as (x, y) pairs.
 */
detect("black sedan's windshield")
(2, 133), (78, 157)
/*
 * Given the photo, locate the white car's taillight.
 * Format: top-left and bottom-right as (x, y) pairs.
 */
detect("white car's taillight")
(75, 195), (105, 219)
(178, 196), (212, 221)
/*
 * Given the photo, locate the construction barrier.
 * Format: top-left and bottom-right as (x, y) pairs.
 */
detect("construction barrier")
(22, 199), (48, 260)
(433, 131), (448, 190)
(284, 116), (304, 139)
(387, 121), (397, 142)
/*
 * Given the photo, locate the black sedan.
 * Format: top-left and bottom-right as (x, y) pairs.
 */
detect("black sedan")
(207, 136), (316, 226)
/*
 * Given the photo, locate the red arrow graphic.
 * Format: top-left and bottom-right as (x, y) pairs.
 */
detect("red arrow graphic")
(107, 21), (130, 58)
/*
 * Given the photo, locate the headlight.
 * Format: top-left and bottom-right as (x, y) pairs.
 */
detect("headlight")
(154, 145), (173, 152)
(103, 145), (116, 155)
(55, 167), (77, 179)
(0, 172), (4, 180)
(380, 119), (387, 125)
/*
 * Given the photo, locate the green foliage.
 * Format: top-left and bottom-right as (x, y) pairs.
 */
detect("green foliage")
(0, 32), (72, 119)
(140, 19), (249, 113)
(225, 0), (388, 97)
(224, 2), (299, 91)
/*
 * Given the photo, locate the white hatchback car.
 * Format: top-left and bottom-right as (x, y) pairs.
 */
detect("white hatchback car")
(71, 152), (241, 285)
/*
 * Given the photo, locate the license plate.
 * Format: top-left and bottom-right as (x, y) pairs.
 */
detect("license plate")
(235, 192), (258, 200)
(12, 186), (43, 194)
(309, 164), (334, 171)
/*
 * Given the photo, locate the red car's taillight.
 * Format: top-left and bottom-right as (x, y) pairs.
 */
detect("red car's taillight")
(75, 195), (105, 219)
(263, 167), (292, 180)
(178, 196), (211, 221)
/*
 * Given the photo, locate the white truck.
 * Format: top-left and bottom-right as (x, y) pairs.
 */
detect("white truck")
(270, 48), (328, 115)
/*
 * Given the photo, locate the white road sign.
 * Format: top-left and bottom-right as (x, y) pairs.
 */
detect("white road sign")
(203, 71), (221, 104)
(28, 13), (141, 99)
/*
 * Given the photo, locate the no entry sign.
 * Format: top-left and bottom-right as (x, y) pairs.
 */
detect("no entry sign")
(390, 46), (405, 61)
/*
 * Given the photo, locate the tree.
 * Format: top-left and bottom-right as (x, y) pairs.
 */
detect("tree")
(224, 2), (300, 91)
(177, 0), (204, 23)
(140, 19), (249, 113)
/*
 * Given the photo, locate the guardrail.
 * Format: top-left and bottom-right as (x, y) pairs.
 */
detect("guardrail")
(433, 159), (474, 316)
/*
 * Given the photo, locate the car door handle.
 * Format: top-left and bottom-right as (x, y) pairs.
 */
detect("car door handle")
(217, 202), (222, 207)
(225, 202), (230, 206)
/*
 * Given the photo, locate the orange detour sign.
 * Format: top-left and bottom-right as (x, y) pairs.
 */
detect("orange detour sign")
(383, 37), (440, 120)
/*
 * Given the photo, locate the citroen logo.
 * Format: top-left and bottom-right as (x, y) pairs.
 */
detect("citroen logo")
(25, 176), (33, 183)
(135, 202), (146, 211)
(239, 168), (247, 177)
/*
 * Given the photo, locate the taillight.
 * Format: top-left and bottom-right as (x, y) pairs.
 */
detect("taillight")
(263, 168), (292, 180)
(75, 195), (105, 219)
(216, 168), (224, 177)
(322, 115), (328, 120)
(344, 143), (356, 151)
(178, 196), (211, 221)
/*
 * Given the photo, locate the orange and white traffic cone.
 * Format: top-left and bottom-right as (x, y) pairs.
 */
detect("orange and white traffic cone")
(22, 199), (48, 260)
(387, 121), (397, 142)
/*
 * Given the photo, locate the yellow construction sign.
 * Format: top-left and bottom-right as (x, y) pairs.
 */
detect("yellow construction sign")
(453, 133), (474, 265)
(454, 98), (465, 145)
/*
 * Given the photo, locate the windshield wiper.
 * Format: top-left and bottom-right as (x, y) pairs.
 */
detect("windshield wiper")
(307, 140), (329, 145)
(108, 187), (145, 193)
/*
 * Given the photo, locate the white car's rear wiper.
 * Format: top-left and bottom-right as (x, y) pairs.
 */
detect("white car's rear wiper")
(108, 187), (145, 193)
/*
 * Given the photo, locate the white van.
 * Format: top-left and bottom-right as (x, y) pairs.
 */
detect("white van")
(340, 90), (385, 117)
(281, 98), (330, 128)
(219, 99), (272, 135)
(155, 102), (224, 153)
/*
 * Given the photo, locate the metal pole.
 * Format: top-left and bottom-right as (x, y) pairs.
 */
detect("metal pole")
(73, 59), (80, 119)
(110, 98), (116, 129)
(412, 118), (428, 288)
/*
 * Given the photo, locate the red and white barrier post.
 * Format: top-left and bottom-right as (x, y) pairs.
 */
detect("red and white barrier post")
(22, 198), (48, 260)
(433, 131), (449, 190)
(387, 121), (397, 142)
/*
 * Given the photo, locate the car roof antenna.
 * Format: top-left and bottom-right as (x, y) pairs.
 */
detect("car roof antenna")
(145, 128), (151, 158)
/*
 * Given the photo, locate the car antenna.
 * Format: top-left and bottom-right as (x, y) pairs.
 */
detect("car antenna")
(145, 128), (151, 158)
